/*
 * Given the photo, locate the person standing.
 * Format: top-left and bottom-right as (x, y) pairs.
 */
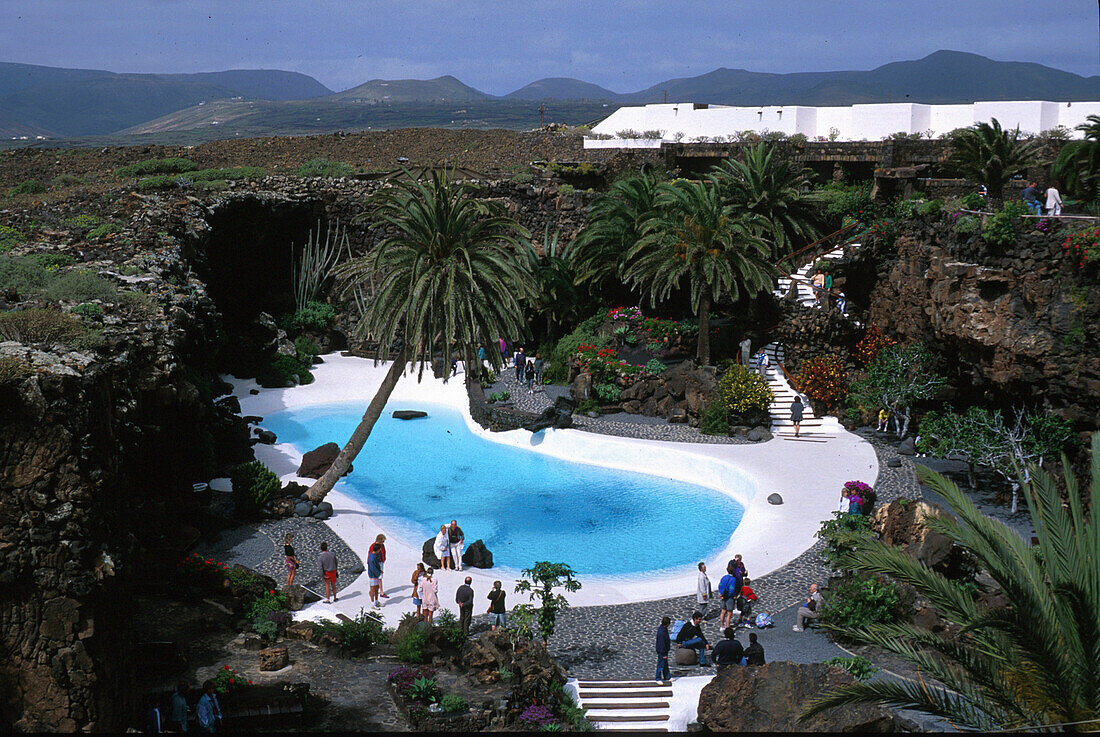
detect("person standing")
(1045, 183), (1063, 216)
(435, 524), (452, 570)
(655, 616), (672, 682)
(533, 353), (545, 385)
(811, 268), (826, 306)
(514, 347), (526, 382)
(168, 682), (191, 732)
(822, 270), (833, 308)
(284, 534), (299, 587)
(418, 568), (439, 624)
(744, 632), (766, 665)
(793, 584), (824, 632)
(835, 291), (847, 315)
(718, 563), (737, 629)
(448, 520), (465, 571)
(196, 680), (222, 733)
(739, 336), (752, 368)
(411, 563), (426, 620)
(456, 576), (474, 636)
(487, 580), (507, 630)
(696, 562), (712, 619)
(367, 534), (387, 608)
(790, 396), (804, 438)
(318, 541), (338, 604)
(838, 488), (851, 514)
(498, 337), (508, 366)
(755, 350), (769, 376)
(524, 361), (535, 392)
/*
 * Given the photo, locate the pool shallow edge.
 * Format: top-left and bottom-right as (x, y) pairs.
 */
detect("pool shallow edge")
(228, 354), (877, 625)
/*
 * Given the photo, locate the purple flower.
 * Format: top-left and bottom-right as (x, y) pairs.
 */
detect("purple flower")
(519, 704), (556, 727)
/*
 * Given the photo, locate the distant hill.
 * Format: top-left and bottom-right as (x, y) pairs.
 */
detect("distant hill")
(329, 75), (491, 103)
(151, 70), (332, 101)
(504, 77), (618, 100)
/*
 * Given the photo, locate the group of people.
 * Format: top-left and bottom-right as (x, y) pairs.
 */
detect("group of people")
(408, 563), (508, 633)
(655, 613), (766, 679)
(1020, 181), (1063, 217)
(283, 535), (344, 605)
(145, 680), (223, 733)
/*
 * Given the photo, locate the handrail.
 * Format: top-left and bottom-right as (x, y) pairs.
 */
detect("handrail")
(957, 208), (1100, 221)
(775, 262), (857, 310)
(777, 222), (859, 266)
(774, 354), (800, 394)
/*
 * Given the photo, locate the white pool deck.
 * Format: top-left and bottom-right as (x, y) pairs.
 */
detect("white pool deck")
(227, 353), (876, 627)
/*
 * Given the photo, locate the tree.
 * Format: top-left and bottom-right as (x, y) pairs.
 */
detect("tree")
(514, 562), (582, 645)
(947, 118), (1040, 201)
(712, 142), (820, 259)
(622, 178), (773, 365)
(847, 344), (944, 438)
(523, 225), (581, 339)
(918, 406), (1074, 512)
(802, 434), (1100, 731)
(1051, 114), (1100, 204)
(306, 170), (535, 503)
(570, 171), (661, 290)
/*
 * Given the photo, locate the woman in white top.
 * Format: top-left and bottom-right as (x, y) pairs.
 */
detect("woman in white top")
(696, 562), (712, 617)
(1045, 185), (1063, 216)
(838, 488), (851, 514)
(433, 525), (450, 568)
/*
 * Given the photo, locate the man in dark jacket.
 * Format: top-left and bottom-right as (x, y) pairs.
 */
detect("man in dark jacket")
(712, 627), (744, 670)
(744, 632), (765, 665)
(1021, 181), (1042, 215)
(675, 611), (709, 665)
(455, 576), (474, 635)
(655, 616), (671, 682)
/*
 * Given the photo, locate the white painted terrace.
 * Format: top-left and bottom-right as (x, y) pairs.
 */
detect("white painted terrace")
(228, 353), (876, 627)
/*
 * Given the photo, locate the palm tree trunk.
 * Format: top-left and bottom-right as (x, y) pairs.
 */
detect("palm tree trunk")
(697, 294), (711, 365)
(306, 347), (408, 503)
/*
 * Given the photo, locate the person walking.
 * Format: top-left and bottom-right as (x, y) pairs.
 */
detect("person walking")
(367, 534), (387, 608)
(318, 541), (338, 604)
(822, 270), (833, 308)
(1045, 183), (1063, 216)
(793, 583), (824, 632)
(755, 350), (769, 377)
(696, 562), (712, 619)
(525, 360), (535, 392)
(811, 268), (826, 306)
(744, 632), (766, 665)
(532, 353), (545, 385)
(514, 347), (526, 382)
(498, 337), (508, 366)
(487, 580), (507, 630)
(418, 568), (439, 624)
(448, 520), (465, 571)
(411, 563), (426, 620)
(835, 291), (847, 315)
(284, 534), (299, 587)
(168, 682), (191, 733)
(456, 576), (474, 636)
(435, 524), (452, 570)
(655, 616), (672, 683)
(196, 680), (222, 733)
(790, 396), (804, 438)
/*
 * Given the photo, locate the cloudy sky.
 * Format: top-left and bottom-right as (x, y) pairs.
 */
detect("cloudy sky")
(2, 1), (1097, 94)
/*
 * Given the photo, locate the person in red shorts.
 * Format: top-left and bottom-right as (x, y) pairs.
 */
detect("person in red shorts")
(319, 541), (339, 603)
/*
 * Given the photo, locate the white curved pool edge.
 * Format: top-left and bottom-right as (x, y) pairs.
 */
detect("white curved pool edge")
(227, 353), (877, 626)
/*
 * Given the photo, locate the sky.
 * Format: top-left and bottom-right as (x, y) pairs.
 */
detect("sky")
(1, 1), (1098, 95)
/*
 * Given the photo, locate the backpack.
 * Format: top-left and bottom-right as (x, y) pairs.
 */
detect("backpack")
(668, 620), (686, 640)
(754, 612), (773, 628)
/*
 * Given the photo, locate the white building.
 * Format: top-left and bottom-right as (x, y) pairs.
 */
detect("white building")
(584, 100), (1100, 148)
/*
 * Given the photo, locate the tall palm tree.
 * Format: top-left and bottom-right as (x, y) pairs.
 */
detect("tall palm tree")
(570, 171), (662, 290)
(623, 178), (773, 365)
(306, 170), (535, 503)
(712, 142), (820, 259)
(1051, 114), (1100, 204)
(947, 118), (1040, 201)
(802, 434), (1100, 731)
(523, 225), (581, 339)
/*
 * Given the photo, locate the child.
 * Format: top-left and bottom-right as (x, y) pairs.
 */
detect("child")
(876, 408), (890, 432)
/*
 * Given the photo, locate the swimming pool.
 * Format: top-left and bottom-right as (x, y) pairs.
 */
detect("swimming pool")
(262, 402), (746, 575)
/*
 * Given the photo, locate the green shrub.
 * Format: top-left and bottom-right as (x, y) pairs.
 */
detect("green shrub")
(512, 171), (534, 184)
(644, 358), (666, 374)
(188, 166), (267, 182)
(0, 225), (23, 252)
(282, 300), (337, 332)
(314, 608), (387, 653)
(73, 303), (103, 319)
(8, 180), (45, 196)
(0, 308), (87, 343)
(60, 214), (102, 230)
(0, 356), (30, 385)
(817, 182), (876, 222)
(433, 609), (468, 649)
(594, 382), (621, 403)
(42, 271), (117, 302)
(698, 398), (730, 435)
(115, 158), (199, 178)
(134, 175), (183, 191)
(297, 158), (356, 178)
(819, 574), (904, 631)
(27, 253), (75, 270)
(982, 201), (1027, 247)
(548, 311), (610, 385)
(557, 184), (576, 196)
(52, 173), (83, 187)
(0, 255), (50, 293)
(574, 398), (600, 414)
(717, 364), (774, 415)
(919, 199), (943, 219)
(230, 460), (282, 517)
(88, 222), (120, 239)
(439, 693), (468, 713)
(395, 627), (429, 663)
(815, 511), (873, 572)
(892, 198), (923, 220)
(294, 335), (320, 365)
(194, 180), (231, 192)
(959, 191), (986, 210)
(256, 354), (314, 387)
(824, 655), (877, 681)
(953, 214), (981, 236)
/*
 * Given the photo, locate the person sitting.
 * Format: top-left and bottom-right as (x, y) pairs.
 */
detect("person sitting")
(675, 611), (710, 665)
(711, 627), (744, 670)
(744, 632), (766, 665)
(793, 584), (824, 632)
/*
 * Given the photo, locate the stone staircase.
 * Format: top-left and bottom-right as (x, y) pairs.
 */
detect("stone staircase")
(760, 344), (830, 441)
(573, 680), (673, 732)
(774, 240), (860, 310)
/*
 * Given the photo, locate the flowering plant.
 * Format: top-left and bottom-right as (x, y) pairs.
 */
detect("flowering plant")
(1063, 228), (1099, 270)
(388, 665), (437, 692)
(796, 355), (848, 407)
(608, 306), (642, 323)
(176, 553), (228, 590)
(574, 344), (640, 383)
(843, 480), (875, 511)
(854, 325), (896, 367)
(519, 704), (556, 727)
(1034, 217), (1055, 233)
(213, 665), (251, 693)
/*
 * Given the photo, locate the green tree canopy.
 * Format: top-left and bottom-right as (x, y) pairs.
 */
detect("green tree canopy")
(1051, 114), (1100, 205)
(569, 171), (661, 290)
(848, 343), (944, 438)
(947, 118), (1040, 201)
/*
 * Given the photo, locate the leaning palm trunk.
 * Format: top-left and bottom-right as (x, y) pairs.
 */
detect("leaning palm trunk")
(306, 347), (408, 502)
(697, 294), (711, 365)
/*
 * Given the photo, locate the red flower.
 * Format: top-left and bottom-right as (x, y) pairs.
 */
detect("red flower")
(223, 665), (230, 670)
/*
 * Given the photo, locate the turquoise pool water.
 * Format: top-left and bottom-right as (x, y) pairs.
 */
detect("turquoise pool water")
(262, 402), (746, 575)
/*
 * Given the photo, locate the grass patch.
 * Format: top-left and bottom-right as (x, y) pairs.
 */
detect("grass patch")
(41, 271), (117, 302)
(8, 180), (45, 196)
(114, 158), (199, 178)
(296, 158), (356, 178)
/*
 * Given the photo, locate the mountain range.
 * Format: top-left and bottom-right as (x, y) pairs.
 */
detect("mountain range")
(2, 51), (1098, 140)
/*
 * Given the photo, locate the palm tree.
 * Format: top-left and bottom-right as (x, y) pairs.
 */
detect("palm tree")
(947, 118), (1040, 201)
(523, 225), (581, 339)
(1051, 114), (1100, 204)
(570, 171), (662, 290)
(712, 142), (820, 259)
(802, 434), (1100, 731)
(306, 170), (535, 503)
(623, 178), (773, 365)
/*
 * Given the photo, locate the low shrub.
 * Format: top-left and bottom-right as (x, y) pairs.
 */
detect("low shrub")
(59, 214), (102, 230)
(0, 255), (50, 293)
(176, 552), (230, 590)
(282, 301), (337, 333)
(1063, 228), (1099, 270)
(512, 171), (534, 184)
(433, 609), (467, 650)
(42, 271), (117, 302)
(853, 324), (895, 367)
(246, 589), (291, 638)
(395, 627), (429, 663)
(574, 398), (600, 414)
(557, 184), (576, 196)
(73, 303), (104, 319)
(548, 311), (611, 385)
(698, 398), (730, 436)
(817, 182), (876, 222)
(594, 382), (621, 403)
(297, 158), (356, 178)
(959, 191), (986, 210)
(982, 200), (1027, 247)
(919, 198), (943, 219)
(0, 308), (87, 344)
(256, 354), (314, 388)
(88, 222), (121, 240)
(8, 180), (45, 196)
(315, 608), (387, 653)
(952, 213), (981, 236)
(795, 355), (848, 408)
(488, 391), (511, 403)
(189, 166), (267, 182)
(213, 665), (251, 693)
(295, 335), (320, 365)
(815, 511), (873, 572)
(134, 175), (183, 191)
(440, 694), (468, 713)
(824, 655), (877, 681)
(230, 460), (282, 517)
(717, 364), (773, 415)
(644, 358), (666, 374)
(26, 253), (75, 270)
(0, 225), (23, 252)
(819, 574), (904, 631)
(115, 158), (199, 178)
(52, 173), (83, 187)
(387, 665), (437, 692)
(520, 704), (557, 728)
(0, 356), (30, 385)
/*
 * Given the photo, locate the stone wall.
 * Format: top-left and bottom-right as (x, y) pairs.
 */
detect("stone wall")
(467, 380), (538, 432)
